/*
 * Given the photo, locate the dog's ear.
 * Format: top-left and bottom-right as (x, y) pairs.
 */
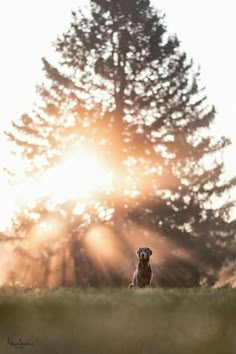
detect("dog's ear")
(148, 248), (153, 256)
(136, 248), (141, 256)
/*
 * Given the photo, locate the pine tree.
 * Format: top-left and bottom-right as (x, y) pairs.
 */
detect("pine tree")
(6, 0), (236, 286)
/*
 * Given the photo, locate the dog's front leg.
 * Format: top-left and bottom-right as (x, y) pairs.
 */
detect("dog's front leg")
(132, 269), (138, 288)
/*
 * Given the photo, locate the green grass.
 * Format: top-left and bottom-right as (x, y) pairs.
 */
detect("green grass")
(0, 287), (235, 354)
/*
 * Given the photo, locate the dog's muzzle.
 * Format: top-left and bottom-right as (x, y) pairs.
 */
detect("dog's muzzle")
(139, 251), (148, 260)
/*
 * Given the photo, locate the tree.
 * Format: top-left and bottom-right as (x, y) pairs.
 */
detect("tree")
(6, 0), (236, 286)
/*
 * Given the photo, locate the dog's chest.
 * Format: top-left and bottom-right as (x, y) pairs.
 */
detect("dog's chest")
(137, 264), (151, 284)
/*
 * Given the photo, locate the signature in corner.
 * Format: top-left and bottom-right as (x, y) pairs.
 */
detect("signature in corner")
(7, 336), (33, 349)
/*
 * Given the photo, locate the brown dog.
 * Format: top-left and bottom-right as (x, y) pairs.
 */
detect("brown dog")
(129, 247), (153, 288)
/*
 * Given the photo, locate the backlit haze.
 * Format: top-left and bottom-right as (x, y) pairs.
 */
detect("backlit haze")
(0, 0), (235, 231)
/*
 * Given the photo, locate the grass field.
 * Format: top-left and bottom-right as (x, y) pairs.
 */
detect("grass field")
(0, 287), (235, 354)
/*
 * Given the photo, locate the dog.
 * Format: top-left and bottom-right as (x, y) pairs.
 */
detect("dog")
(129, 247), (153, 288)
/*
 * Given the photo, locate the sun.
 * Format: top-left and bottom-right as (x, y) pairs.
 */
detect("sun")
(0, 146), (114, 232)
(45, 149), (113, 203)
(16, 147), (113, 207)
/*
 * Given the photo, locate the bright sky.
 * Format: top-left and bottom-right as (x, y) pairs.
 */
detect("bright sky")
(157, 1), (236, 144)
(0, 0), (235, 228)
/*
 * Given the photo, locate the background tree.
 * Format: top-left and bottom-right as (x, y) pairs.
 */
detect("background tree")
(6, 0), (236, 286)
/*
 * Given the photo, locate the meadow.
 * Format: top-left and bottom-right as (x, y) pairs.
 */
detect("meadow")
(0, 287), (235, 354)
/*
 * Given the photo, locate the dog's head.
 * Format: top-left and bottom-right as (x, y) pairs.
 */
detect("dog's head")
(136, 247), (153, 261)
